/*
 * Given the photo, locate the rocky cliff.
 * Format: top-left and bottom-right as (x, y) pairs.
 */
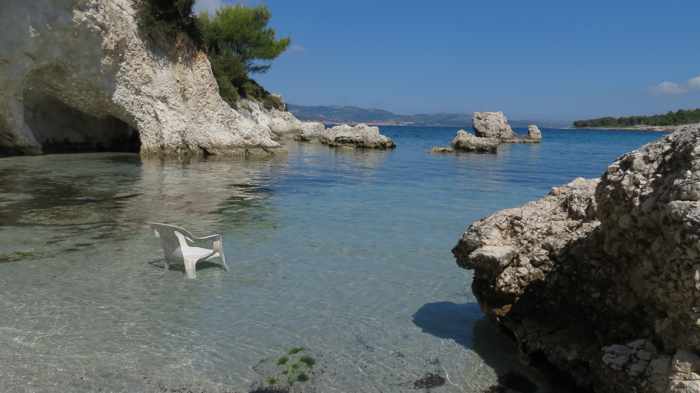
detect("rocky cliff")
(0, 0), (330, 158)
(453, 125), (700, 392)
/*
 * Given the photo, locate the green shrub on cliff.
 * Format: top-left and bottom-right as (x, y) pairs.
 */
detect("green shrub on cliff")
(198, 5), (290, 108)
(136, 1), (289, 109)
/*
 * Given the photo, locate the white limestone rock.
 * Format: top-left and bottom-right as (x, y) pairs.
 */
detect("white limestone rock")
(452, 125), (700, 392)
(295, 121), (327, 142)
(527, 125), (542, 141)
(472, 112), (516, 139)
(669, 350), (700, 393)
(451, 129), (499, 153)
(0, 0), (305, 158)
(319, 124), (395, 149)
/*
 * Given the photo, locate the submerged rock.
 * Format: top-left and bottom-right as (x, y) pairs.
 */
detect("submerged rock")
(452, 125), (700, 392)
(527, 125), (542, 141)
(413, 373), (446, 389)
(451, 130), (499, 153)
(473, 112), (517, 140)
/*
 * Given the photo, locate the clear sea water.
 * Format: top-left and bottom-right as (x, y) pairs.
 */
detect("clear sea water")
(0, 127), (661, 393)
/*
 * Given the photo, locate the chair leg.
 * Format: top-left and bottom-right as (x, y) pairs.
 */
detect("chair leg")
(220, 254), (229, 271)
(213, 239), (228, 272)
(184, 257), (198, 279)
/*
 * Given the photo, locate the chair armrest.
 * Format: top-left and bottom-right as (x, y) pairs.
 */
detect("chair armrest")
(192, 234), (222, 242)
(196, 234), (225, 259)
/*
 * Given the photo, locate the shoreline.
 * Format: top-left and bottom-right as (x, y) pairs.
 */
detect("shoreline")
(570, 123), (700, 132)
(572, 126), (671, 132)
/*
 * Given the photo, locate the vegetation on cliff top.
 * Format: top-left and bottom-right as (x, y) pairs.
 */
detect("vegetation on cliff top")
(137, 0), (289, 110)
(574, 108), (700, 128)
(198, 5), (290, 109)
(136, 0), (202, 46)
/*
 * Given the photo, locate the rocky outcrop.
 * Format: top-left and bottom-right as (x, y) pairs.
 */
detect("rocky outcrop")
(295, 123), (395, 149)
(295, 122), (327, 142)
(430, 146), (455, 154)
(321, 124), (395, 149)
(0, 0), (322, 158)
(451, 129), (499, 153)
(527, 125), (542, 141)
(238, 99), (307, 139)
(432, 113), (542, 155)
(452, 125), (700, 392)
(473, 112), (516, 140)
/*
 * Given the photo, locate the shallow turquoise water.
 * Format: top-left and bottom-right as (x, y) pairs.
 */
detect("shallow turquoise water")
(0, 127), (661, 392)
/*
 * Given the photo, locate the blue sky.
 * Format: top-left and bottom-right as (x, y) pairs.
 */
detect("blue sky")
(195, 0), (700, 121)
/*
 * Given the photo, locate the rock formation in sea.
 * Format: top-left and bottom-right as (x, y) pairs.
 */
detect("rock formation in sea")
(451, 129), (499, 153)
(297, 123), (396, 149)
(432, 115), (542, 155)
(0, 0), (391, 157)
(473, 112), (517, 140)
(452, 125), (700, 393)
(527, 125), (542, 141)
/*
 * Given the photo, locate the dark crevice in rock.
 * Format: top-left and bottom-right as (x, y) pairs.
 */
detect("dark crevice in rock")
(526, 352), (589, 393)
(198, 145), (212, 157)
(22, 92), (141, 154)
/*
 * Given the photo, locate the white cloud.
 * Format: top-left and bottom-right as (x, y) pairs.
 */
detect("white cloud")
(688, 76), (700, 90)
(652, 81), (688, 95)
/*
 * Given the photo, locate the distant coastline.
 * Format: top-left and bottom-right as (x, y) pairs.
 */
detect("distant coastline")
(288, 104), (570, 129)
(571, 123), (700, 132)
(570, 125), (671, 132)
(573, 108), (700, 131)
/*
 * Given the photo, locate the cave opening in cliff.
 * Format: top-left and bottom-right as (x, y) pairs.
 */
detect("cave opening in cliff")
(23, 93), (141, 154)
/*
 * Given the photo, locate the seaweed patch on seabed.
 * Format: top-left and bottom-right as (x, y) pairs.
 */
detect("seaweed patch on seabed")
(413, 373), (446, 389)
(0, 251), (39, 263)
(390, 358), (449, 391)
(251, 347), (320, 393)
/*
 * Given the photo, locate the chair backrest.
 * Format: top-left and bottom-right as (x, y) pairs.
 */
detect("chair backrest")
(150, 223), (194, 263)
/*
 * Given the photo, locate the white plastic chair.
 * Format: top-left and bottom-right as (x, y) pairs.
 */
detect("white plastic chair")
(149, 223), (228, 279)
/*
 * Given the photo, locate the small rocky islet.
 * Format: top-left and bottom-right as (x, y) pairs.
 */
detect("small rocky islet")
(432, 112), (542, 154)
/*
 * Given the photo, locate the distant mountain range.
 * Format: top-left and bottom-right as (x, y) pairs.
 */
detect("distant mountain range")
(288, 104), (569, 128)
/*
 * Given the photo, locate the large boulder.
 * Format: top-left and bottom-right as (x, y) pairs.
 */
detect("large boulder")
(452, 125), (700, 392)
(0, 0), (297, 158)
(527, 125), (542, 141)
(451, 129), (499, 153)
(318, 123), (395, 149)
(294, 121), (327, 142)
(473, 112), (516, 139)
(238, 99), (303, 139)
